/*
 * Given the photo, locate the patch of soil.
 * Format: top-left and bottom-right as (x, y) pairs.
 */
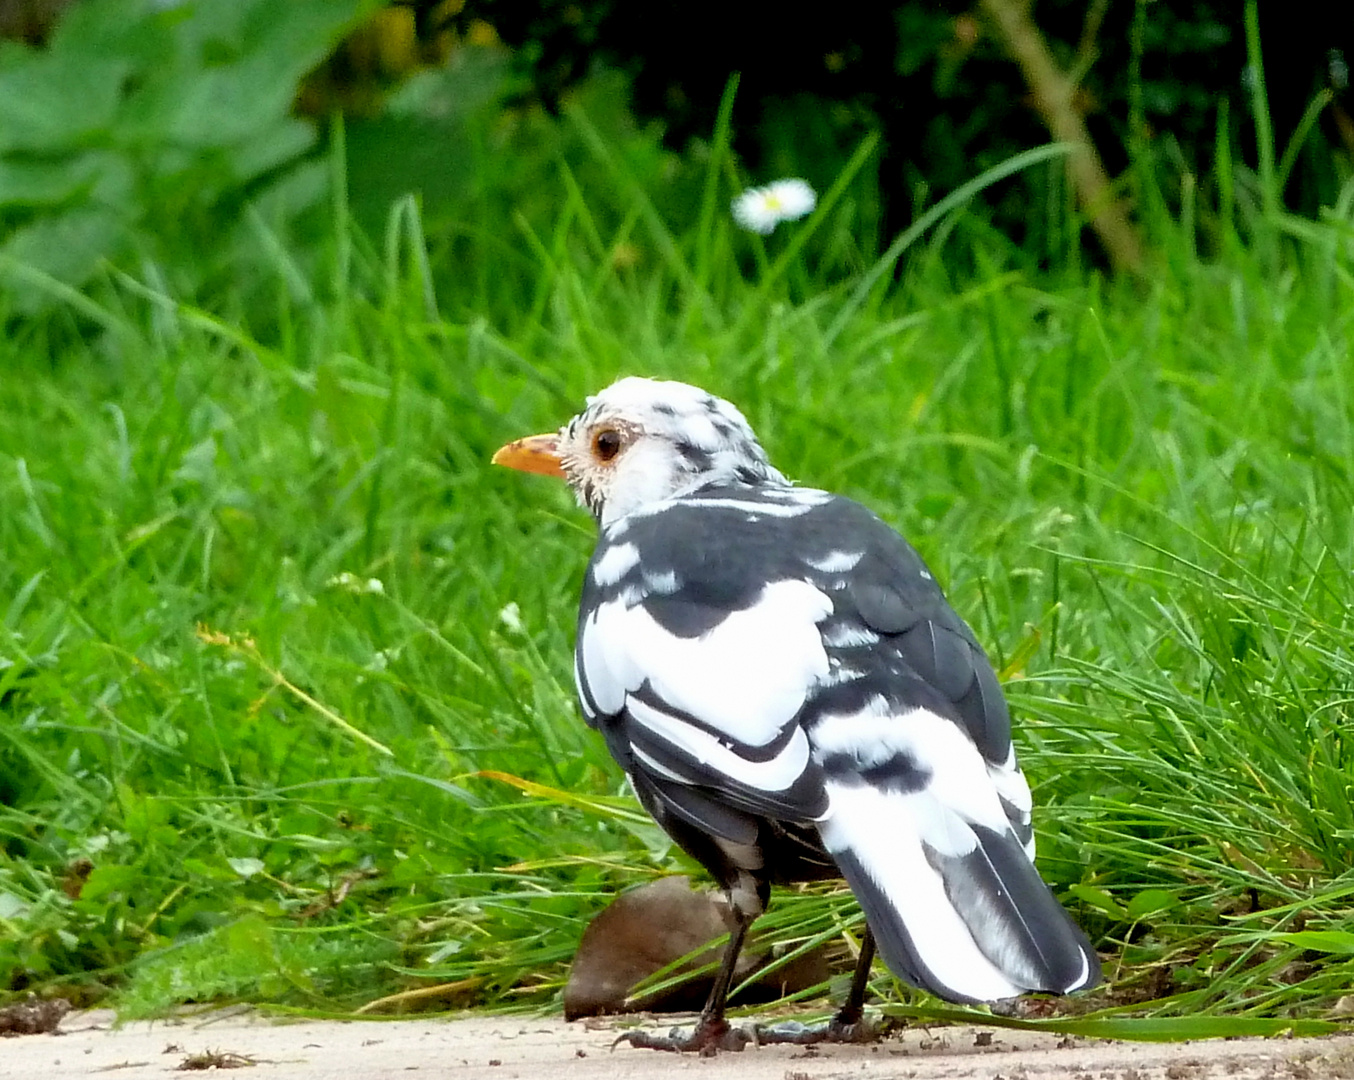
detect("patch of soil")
(0, 995), (71, 1036)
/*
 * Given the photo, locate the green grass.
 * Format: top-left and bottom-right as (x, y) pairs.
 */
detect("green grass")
(1, 97), (1353, 1037)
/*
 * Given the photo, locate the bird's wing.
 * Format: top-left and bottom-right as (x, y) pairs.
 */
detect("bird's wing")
(770, 493), (1099, 1002)
(576, 484), (1097, 1003)
(815, 506), (1036, 859)
(574, 487), (838, 835)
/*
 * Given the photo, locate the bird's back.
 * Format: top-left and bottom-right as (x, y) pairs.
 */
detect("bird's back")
(573, 482), (1099, 1002)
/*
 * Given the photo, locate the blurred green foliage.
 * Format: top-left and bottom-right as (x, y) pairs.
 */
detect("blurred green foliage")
(0, 0), (373, 311)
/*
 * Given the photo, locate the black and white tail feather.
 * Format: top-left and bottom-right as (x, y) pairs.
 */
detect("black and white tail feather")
(551, 377), (1099, 1004)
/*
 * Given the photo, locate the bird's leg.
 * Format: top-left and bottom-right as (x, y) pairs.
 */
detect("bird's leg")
(613, 910), (755, 1054)
(751, 925), (883, 1045)
(832, 923), (877, 1030)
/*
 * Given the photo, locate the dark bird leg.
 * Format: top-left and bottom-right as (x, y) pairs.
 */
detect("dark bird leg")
(613, 907), (757, 1054)
(834, 924), (878, 1029)
(752, 925), (883, 1045)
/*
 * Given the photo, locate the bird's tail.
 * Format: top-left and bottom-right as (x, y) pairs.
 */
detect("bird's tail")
(819, 782), (1100, 1004)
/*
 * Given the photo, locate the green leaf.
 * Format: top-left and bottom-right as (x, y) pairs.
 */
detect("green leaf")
(164, 63), (307, 149)
(1067, 884), (1128, 920)
(79, 865), (140, 902)
(159, 0), (370, 148)
(227, 857), (266, 880)
(0, 208), (127, 306)
(1126, 888), (1181, 922)
(181, 858), (238, 883)
(0, 891), (29, 920)
(1269, 931), (1354, 955)
(229, 119), (316, 183)
(45, 0), (175, 65)
(0, 56), (128, 152)
(0, 159), (94, 208)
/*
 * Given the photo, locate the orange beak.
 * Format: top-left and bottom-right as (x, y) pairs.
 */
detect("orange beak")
(491, 433), (566, 478)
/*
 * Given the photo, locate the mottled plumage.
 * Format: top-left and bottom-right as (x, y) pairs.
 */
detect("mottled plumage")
(494, 377), (1099, 1046)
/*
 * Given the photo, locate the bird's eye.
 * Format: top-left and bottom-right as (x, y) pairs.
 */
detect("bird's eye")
(593, 428), (623, 462)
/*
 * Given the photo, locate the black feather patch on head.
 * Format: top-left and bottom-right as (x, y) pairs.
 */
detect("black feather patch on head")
(676, 441), (715, 472)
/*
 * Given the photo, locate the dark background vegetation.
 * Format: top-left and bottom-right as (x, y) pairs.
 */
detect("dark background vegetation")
(460, 0), (1353, 231)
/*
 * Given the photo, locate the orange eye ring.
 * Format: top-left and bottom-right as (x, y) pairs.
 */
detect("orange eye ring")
(593, 428), (623, 462)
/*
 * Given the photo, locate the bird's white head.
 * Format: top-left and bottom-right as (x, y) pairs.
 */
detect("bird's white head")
(493, 377), (789, 525)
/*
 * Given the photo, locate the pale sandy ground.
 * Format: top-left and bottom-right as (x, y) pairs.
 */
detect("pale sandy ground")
(3, 1008), (1352, 1080)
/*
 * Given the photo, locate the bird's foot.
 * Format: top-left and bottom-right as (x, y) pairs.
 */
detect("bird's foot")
(749, 1014), (882, 1046)
(613, 1017), (753, 1055)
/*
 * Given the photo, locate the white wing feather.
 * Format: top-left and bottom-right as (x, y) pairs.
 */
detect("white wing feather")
(580, 578), (833, 748)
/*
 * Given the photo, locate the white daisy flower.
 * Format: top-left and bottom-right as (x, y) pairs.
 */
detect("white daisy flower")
(498, 601), (524, 634)
(731, 178), (817, 234)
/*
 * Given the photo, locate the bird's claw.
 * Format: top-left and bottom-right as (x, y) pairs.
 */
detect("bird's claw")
(613, 1019), (753, 1055)
(748, 1016), (881, 1045)
(612, 1015), (882, 1053)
